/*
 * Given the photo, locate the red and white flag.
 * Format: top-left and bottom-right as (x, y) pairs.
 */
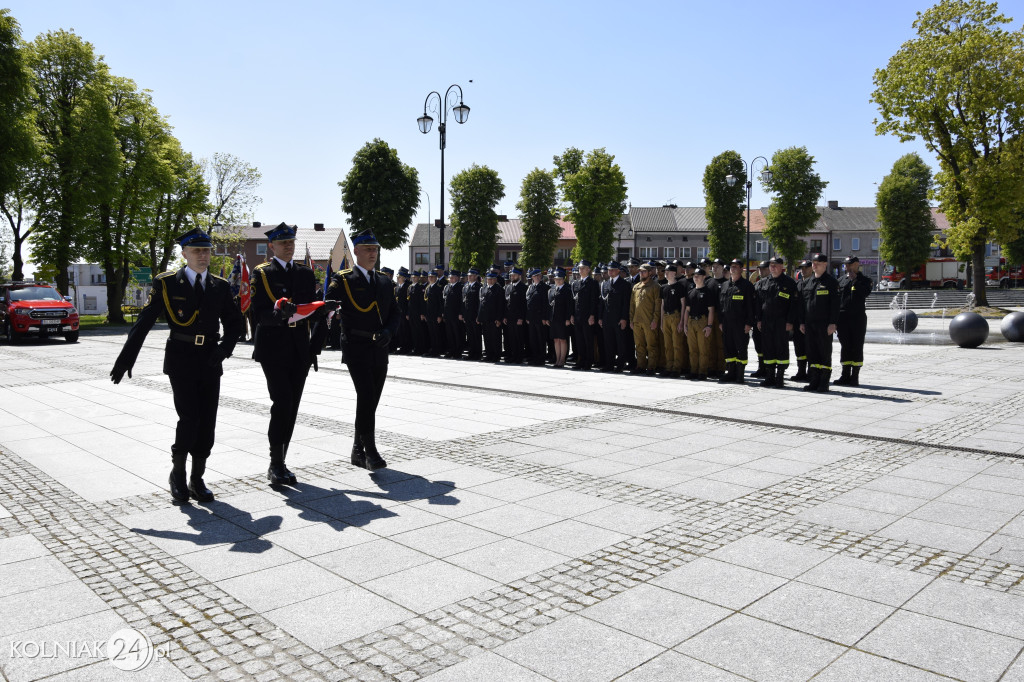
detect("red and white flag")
(274, 298), (326, 324)
(240, 254), (251, 313)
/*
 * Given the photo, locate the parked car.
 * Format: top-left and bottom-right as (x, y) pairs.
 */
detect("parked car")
(0, 282), (80, 343)
(879, 258), (967, 290)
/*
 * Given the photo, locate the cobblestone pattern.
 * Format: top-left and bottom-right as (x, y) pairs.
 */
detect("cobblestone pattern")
(0, 444), (350, 682)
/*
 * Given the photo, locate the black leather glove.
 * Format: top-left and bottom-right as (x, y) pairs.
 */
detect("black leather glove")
(110, 360), (132, 384)
(375, 329), (392, 348)
(206, 345), (229, 368)
(274, 300), (298, 321)
(323, 300), (341, 312)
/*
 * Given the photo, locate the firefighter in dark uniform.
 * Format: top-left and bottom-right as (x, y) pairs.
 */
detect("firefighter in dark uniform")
(570, 260), (599, 371)
(462, 268), (482, 360)
(835, 256), (872, 386)
(599, 260), (632, 372)
(321, 230), (400, 471)
(423, 270), (444, 356)
(797, 253), (840, 392)
(525, 268), (550, 365)
(756, 257), (799, 388)
(394, 267), (411, 354)
(718, 259), (756, 383)
(790, 260), (813, 381)
(442, 270), (464, 359)
(750, 260), (771, 378)
(479, 270), (505, 362)
(407, 270), (427, 355)
(504, 267), (527, 363)
(250, 223), (330, 486)
(111, 228), (242, 504)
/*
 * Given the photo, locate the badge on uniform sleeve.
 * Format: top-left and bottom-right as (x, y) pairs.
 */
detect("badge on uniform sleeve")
(178, 309), (184, 317)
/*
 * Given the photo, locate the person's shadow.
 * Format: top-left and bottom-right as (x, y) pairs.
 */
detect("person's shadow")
(131, 500), (283, 553)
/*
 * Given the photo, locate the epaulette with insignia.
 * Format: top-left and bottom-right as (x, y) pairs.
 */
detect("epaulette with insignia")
(255, 262), (271, 269)
(155, 271), (175, 280)
(210, 274), (228, 282)
(339, 269), (353, 275)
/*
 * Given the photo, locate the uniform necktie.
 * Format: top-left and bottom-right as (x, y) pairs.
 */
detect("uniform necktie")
(194, 273), (204, 303)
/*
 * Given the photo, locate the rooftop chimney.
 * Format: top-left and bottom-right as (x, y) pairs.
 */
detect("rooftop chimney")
(496, 215), (508, 221)
(253, 221), (262, 227)
(827, 200), (839, 210)
(313, 223), (325, 231)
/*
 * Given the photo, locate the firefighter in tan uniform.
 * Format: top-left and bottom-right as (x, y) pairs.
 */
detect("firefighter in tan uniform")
(629, 263), (662, 375)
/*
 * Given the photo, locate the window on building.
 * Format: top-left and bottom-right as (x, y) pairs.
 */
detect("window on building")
(415, 252), (430, 265)
(663, 247), (676, 259)
(682, 247), (691, 258)
(755, 240), (769, 254)
(696, 247), (710, 259)
(504, 251), (519, 263)
(555, 249), (570, 261)
(434, 252), (442, 266)
(833, 237), (842, 251)
(256, 243), (267, 256)
(872, 237), (880, 251)
(851, 237), (860, 251)
(810, 240), (823, 254)
(639, 246), (657, 259)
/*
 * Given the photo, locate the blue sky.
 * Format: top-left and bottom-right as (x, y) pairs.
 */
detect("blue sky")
(7, 0), (1023, 269)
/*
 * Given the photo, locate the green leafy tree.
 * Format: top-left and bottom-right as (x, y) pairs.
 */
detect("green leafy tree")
(760, 146), (828, 268)
(447, 164), (505, 272)
(553, 147), (627, 264)
(703, 151), (746, 261)
(0, 10), (37, 281)
(24, 30), (118, 294)
(872, 0), (1024, 304)
(876, 153), (936, 281)
(150, 144), (209, 275)
(339, 138), (420, 251)
(516, 168), (560, 269)
(202, 151), (261, 233)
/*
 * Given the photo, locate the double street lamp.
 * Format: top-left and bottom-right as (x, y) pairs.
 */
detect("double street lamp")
(417, 84), (470, 269)
(726, 157), (772, 269)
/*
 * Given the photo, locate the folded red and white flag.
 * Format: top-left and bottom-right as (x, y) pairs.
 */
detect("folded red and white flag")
(274, 298), (327, 324)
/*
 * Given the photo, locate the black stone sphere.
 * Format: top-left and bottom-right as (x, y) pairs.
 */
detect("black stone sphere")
(1001, 311), (1024, 342)
(892, 310), (918, 333)
(949, 312), (989, 348)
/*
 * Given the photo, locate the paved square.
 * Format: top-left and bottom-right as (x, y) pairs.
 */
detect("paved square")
(2, 312), (1024, 680)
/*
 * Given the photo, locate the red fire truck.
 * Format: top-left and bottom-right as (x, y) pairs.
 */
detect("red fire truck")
(879, 258), (967, 290)
(986, 258), (1024, 288)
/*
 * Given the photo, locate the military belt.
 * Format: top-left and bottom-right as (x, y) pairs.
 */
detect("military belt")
(348, 328), (384, 341)
(170, 331), (219, 346)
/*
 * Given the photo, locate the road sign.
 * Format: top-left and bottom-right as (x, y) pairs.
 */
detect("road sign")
(131, 267), (152, 283)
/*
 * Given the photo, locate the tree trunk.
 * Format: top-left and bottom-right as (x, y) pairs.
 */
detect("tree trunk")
(12, 241), (24, 282)
(972, 242), (988, 307)
(105, 272), (125, 324)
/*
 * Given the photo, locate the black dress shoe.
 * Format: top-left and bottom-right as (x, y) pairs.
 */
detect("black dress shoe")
(188, 478), (214, 503)
(169, 471), (189, 504)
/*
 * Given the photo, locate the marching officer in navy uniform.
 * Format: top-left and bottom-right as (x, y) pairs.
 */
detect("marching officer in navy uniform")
(755, 257), (800, 388)
(321, 230), (400, 471)
(504, 267), (528, 363)
(525, 268), (550, 366)
(797, 253), (840, 392)
(462, 268), (482, 360)
(250, 223), (330, 486)
(479, 270), (506, 362)
(835, 256), (872, 386)
(111, 228), (243, 504)
(442, 270), (464, 359)
(570, 260), (599, 371)
(717, 259), (756, 383)
(599, 260), (632, 372)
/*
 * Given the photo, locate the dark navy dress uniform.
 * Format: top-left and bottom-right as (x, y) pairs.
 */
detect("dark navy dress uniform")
(797, 260), (841, 392)
(111, 228), (242, 504)
(424, 277), (444, 356)
(836, 262), (872, 385)
(407, 274), (427, 355)
(395, 270), (411, 354)
(571, 265), (599, 370)
(525, 273), (550, 365)
(443, 275), (464, 358)
(478, 276), (506, 362)
(462, 273), (482, 359)
(250, 224), (328, 485)
(548, 280), (571, 341)
(600, 268), (632, 371)
(504, 272), (528, 363)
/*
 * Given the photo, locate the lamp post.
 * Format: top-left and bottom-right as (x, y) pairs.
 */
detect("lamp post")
(726, 157), (772, 270)
(417, 84), (470, 268)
